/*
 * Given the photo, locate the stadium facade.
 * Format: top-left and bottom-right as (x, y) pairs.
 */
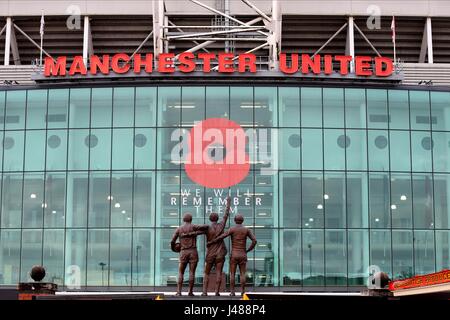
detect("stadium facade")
(0, 0), (450, 292)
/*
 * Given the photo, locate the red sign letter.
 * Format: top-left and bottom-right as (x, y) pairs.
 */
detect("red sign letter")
(90, 55), (110, 75)
(111, 53), (130, 74)
(198, 53), (216, 73)
(44, 56), (67, 76)
(334, 56), (353, 75)
(134, 54), (153, 74)
(179, 52), (196, 73)
(301, 54), (321, 74)
(279, 53), (298, 74)
(69, 56), (87, 75)
(355, 56), (372, 76)
(158, 53), (175, 73)
(218, 53), (235, 73)
(375, 57), (394, 77)
(238, 53), (256, 73)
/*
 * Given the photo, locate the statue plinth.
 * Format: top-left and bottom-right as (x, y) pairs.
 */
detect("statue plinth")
(17, 282), (58, 300)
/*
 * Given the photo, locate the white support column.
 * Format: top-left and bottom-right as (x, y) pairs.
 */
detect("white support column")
(152, 0), (165, 58)
(426, 17), (433, 64)
(4, 17), (12, 66)
(83, 16), (90, 65)
(269, 0), (281, 70)
(346, 16), (355, 73)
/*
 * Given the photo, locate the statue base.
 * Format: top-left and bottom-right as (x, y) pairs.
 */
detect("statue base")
(18, 282), (58, 300)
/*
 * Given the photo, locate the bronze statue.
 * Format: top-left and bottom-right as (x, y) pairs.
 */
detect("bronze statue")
(208, 214), (257, 296)
(170, 213), (208, 296)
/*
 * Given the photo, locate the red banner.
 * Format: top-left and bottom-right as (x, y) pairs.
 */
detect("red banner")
(389, 270), (450, 291)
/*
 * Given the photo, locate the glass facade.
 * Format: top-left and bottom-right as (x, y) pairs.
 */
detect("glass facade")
(0, 85), (450, 289)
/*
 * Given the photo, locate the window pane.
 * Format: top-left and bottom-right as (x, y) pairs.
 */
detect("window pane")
(302, 172), (323, 228)
(134, 171), (155, 227)
(113, 87), (134, 127)
(301, 87), (322, 127)
(281, 172), (301, 227)
(369, 173), (390, 228)
(206, 86), (228, 119)
(46, 130), (67, 170)
(324, 172), (346, 228)
(5, 90), (26, 129)
(89, 129), (111, 170)
(392, 230), (413, 279)
(69, 88), (90, 128)
(181, 86), (205, 126)
(155, 228), (179, 286)
(323, 88), (344, 128)
(432, 131), (450, 173)
(412, 174), (434, 229)
(414, 230), (435, 275)
(26, 89), (47, 129)
(346, 129), (367, 170)
(132, 229), (154, 286)
(230, 87), (253, 128)
(66, 172), (88, 227)
(389, 131), (411, 171)
(436, 231), (450, 272)
(345, 88), (366, 128)
(65, 229), (87, 286)
(25, 130), (46, 171)
(0, 91), (5, 130)
(110, 229), (132, 286)
(255, 173), (277, 228)
(347, 172), (369, 228)
(279, 129), (300, 169)
(411, 131), (433, 172)
(44, 173), (66, 228)
(158, 87), (181, 127)
(135, 87), (156, 127)
(301, 129), (322, 170)
(302, 230), (324, 286)
(43, 229), (64, 285)
(324, 129), (345, 170)
(112, 129), (133, 170)
(279, 87), (300, 127)
(111, 172), (132, 227)
(370, 230), (392, 277)
(47, 89), (69, 128)
(22, 173), (45, 228)
(388, 90), (409, 130)
(1, 173), (23, 228)
(431, 91), (450, 131)
(325, 230), (347, 285)
(87, 229), (109, 286)
(434, 174), (450, 229)
(134, 128), (156, 169)
(67, 129), (89, 170)
(348, 230), (369, 285)
(255, 87), (277, 127)
(91, 88), (112, 128)
(0, 229), (21, 284)
(21, 229), (43, 282)
(88, 172), (111, 227)
(282, 230), (301, 285)
(3, 131), (24, 171)
(367, 89), (388, 129)
(157, 128), (181, 169)
(156, 172), (180, 227)
(368, 130), (389, 171)
(410, 90), (431, 130)
(391, 173), (412, 228)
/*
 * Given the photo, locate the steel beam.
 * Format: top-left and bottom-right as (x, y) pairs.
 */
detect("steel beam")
(241, 0), (272, 23)
(13, 23), (54, 61)
(353, 22), (381, 57)
(10, 18), (20, 65)
(83, 16), (90, 65)
(167, 27), (265, 40)
(4, 17), (12, 65)
(312, 22), (347, 58)
(269, 0), (281, 70)
(419, 21), (428, 63)
(152, 0), (165, 58)
(0, 24), (6, 37)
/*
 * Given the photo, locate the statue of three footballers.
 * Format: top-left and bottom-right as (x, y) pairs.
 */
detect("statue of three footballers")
(170, 197), (257, 296)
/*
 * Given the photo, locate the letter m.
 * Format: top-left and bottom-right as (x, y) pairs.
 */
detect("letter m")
(44, 56), (67, 76)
